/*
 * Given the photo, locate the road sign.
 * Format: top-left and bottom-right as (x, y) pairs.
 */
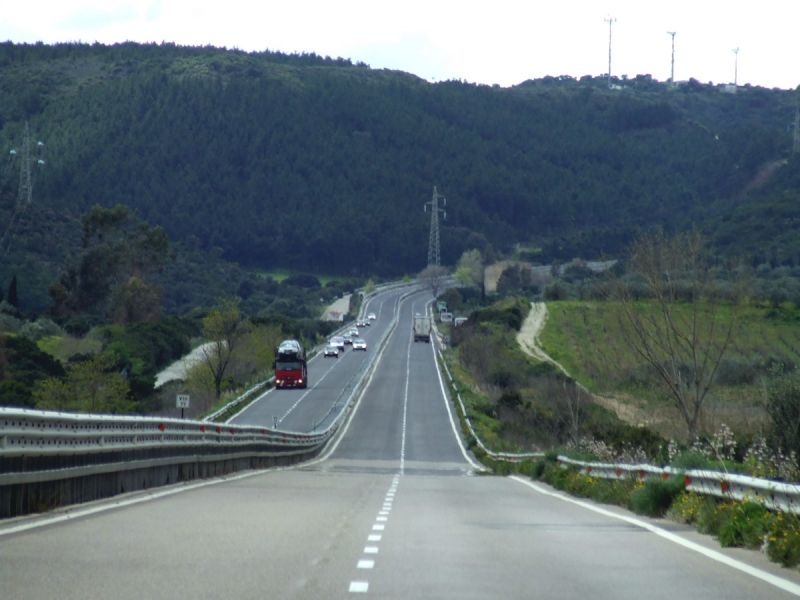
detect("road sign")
(176, 394), (190, 409)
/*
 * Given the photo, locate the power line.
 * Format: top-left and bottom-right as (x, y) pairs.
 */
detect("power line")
(424, 185), (446, 266)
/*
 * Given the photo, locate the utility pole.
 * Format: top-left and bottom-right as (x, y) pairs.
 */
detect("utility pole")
(732, 47), (740, 86)
(667, 31), (676, 84)
(605, 16), (617, 87)
(425, 185), (446, 266)
(1, 122), (45, 253)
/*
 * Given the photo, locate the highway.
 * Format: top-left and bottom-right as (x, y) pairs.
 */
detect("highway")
(3, 285), (800, 599)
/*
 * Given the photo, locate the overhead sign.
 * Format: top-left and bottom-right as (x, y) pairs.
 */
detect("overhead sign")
(176, 394), (190, 409)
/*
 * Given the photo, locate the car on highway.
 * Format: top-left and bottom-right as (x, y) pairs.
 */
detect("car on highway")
(356, 319), (367, 327)
(348, 327), (359, 337)
(367, 312), (377, 321)
(343, 334), (354, 345)
(352, 338), (367, 351)
(330, 336), (345, 351)
(323, 344), (340, 358)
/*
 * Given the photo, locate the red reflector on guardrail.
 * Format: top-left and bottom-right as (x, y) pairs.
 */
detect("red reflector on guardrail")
(158, 423), (166, 432)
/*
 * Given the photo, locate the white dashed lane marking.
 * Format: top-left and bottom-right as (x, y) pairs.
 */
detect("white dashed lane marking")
(349, 475), (400, 594)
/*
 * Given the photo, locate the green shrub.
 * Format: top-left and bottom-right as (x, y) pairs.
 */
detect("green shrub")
(697, 499), (735, 536)
(718, 502), (773, 549)
(630, 476), (685, 517)
(767, 512), (800, 567)
(667, 492), (712, 524)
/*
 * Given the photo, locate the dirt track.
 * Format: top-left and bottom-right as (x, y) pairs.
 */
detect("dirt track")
(516, 302), (651, 427)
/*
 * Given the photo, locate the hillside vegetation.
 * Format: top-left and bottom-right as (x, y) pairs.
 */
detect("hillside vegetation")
(538, 300), (800, 438)
(1, 42), (799, 312)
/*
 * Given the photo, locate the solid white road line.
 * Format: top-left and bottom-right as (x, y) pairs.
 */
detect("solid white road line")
(510, 475), (800, 597)
(429, 327), (485, 471)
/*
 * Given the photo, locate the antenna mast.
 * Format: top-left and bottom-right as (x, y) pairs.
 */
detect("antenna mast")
(425, 185), (446, 266)
(732, 47), (740, 86)
(667, 31), (676, 83)
(605, 16), (617, 87)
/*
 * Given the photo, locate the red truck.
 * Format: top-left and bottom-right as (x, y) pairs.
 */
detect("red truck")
(274, 339), (308, 389)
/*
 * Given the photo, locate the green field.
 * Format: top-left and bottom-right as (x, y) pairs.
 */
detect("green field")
(537, 300), (800, 438)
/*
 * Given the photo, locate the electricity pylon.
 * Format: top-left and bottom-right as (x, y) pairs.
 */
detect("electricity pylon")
(425, 185), (446, 266)
(1, 122), (45, 253)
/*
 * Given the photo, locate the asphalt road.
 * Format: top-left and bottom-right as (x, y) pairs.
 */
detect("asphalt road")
(2, 285), (800, 599)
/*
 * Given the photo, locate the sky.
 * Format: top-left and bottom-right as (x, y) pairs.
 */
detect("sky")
(2, 0), (798, 90)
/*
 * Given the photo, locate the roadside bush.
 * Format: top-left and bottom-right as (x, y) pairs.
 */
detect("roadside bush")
(630, 476), (685, 517)
(767, 512), (800, 567)
(697, 499), (735, 537)
(718, 501), (773, 549)
(667, 492), (712, 525)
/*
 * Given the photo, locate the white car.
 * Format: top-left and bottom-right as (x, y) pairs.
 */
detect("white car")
(348, 327), (359, 337)
(330, 336), (345, 351)
(323, 344), (340, 357)
(352, 338), (367, 351)
(367, 312), (377, 321)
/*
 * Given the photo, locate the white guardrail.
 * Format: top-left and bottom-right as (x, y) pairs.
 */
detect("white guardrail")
(432, 325), (800, 514)
(0, 282), (421, 517)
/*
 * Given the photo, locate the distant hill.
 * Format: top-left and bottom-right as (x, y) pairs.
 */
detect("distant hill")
(1, 42), (798, 310)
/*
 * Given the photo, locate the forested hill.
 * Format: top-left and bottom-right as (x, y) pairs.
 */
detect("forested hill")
(1, 42), (798, 279)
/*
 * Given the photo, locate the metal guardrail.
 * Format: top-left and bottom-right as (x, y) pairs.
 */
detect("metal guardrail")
(433, 317), (800, 513)
(557, 456), (800, 515)
(0, 282), (420, 517)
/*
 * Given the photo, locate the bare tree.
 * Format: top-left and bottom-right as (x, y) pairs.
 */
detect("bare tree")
(559, 380), (588, 446)
(611, 229), (743, 441)
(201, 297), (247, 400)
(418, 265), (450, 298)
